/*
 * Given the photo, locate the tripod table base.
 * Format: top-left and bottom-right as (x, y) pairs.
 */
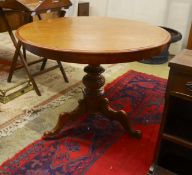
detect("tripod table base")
(43, 65), (142, 139)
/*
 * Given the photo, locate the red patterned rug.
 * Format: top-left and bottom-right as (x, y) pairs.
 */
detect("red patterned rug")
(0, 70), (167, 175)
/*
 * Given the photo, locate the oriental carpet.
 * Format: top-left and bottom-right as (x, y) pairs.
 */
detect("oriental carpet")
(0, 70), (167, 175)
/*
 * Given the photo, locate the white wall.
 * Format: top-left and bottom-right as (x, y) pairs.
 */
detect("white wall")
(65, 0), (79, 17)
(86, 0), (109, 16)
(106, 0), (168, 25)
(165, 0), (192, 53)
(81, 0), (192, 54)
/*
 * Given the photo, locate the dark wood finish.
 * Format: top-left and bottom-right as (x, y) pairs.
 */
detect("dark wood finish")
(15, 57), (46, 70)
(0, 0), (29, 11)
(0, 7), (25, 65)
(7, 41), (69, 95)
(0, 9), (23, 48)
(44, 64), (141, 139)
(187, 24), (192, 49)
(0, 9), (27, 33)
(8, 41), (41, 95)
(15, 17), (170, 139)
(0, 0), (72, 31)
(78, 1), (89, 16)
(150, 49), (192, 175)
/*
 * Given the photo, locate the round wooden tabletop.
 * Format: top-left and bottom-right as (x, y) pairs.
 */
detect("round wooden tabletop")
(16, 17), (170, 64)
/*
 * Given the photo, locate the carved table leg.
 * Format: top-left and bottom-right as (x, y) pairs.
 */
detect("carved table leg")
(100, 98), (141, 138)
(43, 99), (86, 139)
(43, 64), (141, 139)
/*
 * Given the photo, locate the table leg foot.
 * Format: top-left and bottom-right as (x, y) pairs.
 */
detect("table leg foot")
(43, 100), (86, 139)
(100, 98), (142, 139)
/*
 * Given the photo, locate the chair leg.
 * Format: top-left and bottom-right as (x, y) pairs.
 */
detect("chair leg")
(37, 14), (42, 20)
(22, 46), (27, 60)
(18, 42), (41, 96)
(57, 61), (69, 83)
(40, 58), (47, 71)
(7, 41), (21, 82)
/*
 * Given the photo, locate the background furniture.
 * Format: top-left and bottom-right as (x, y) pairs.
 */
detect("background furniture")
(0, 0), (72, 44)
(187, 24), (192, 49)
(77, 1), (89, 16)
(0, 0), (72, 96)
(149, 49), (192, 175)
(15, 17), (170, 139)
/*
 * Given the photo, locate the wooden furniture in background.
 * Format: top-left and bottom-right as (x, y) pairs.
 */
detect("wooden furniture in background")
(0, 0), (72, 95)
(78, 1), (89, 16)
(149, 49), (192, 175)
(187, 24), (192, 49)
(15, 17), (170, 139)
(0, 0), (72, 32)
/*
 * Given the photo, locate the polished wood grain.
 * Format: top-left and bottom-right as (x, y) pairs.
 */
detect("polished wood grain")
(16, 17), (171, 64)
(15, 17), (170, 139)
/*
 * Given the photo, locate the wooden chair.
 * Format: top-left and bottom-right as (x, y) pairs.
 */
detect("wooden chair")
(0, 0), (72, 95)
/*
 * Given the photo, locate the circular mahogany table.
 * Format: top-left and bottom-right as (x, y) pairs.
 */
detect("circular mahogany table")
(16, 17), (170, 139)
